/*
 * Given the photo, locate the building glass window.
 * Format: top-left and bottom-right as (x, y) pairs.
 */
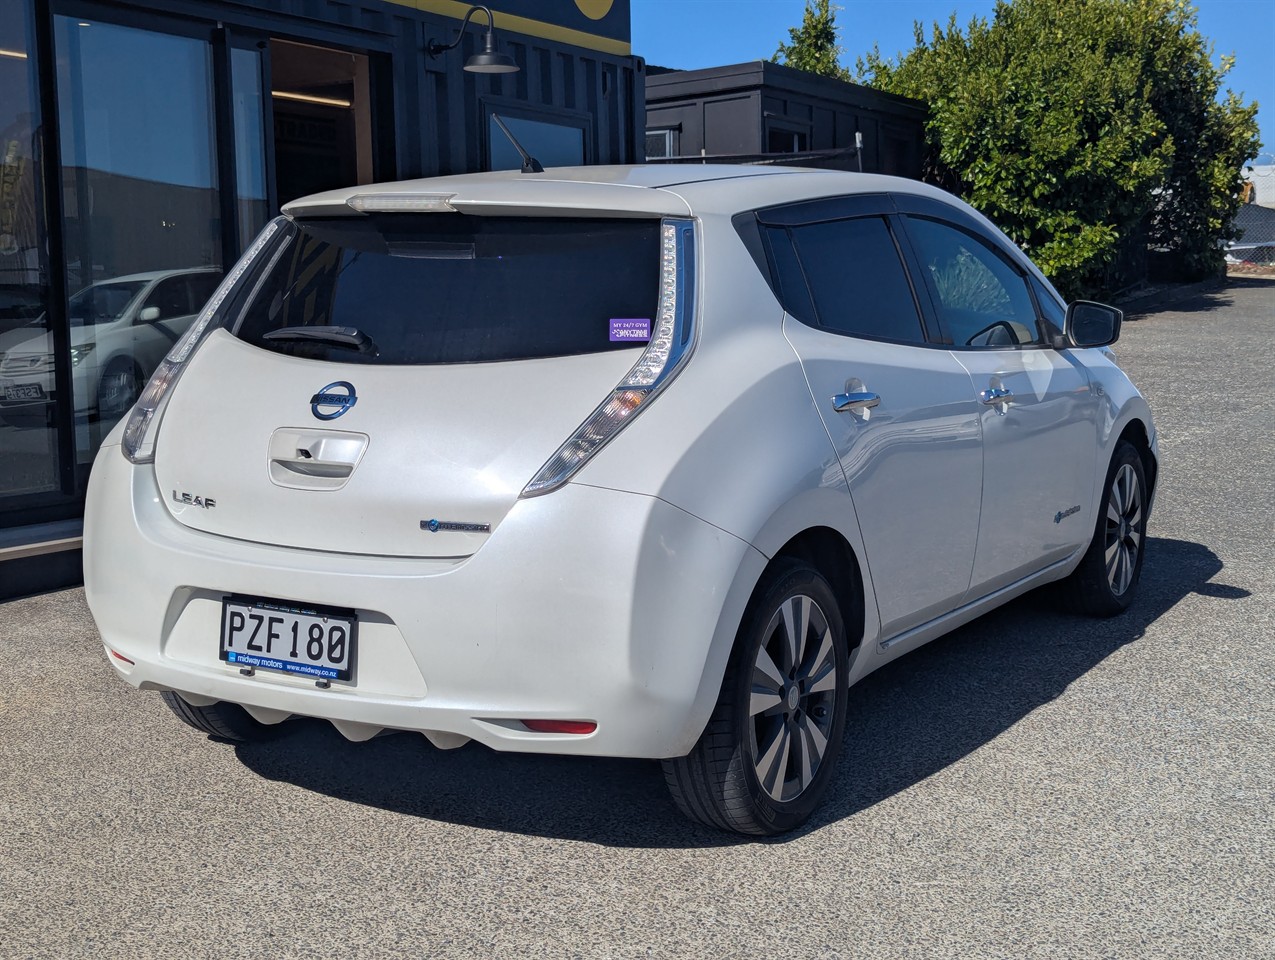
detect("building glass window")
(54, 17), (223, 465)
(232, 46), (270, 254)
(0, 2), (60, 501)
(766, 125), (810, 154)
(645, 128), (678, 159)
(488, 111), (585, 171)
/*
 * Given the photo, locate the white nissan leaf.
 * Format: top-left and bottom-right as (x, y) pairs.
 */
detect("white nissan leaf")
(83, 165), (1157, 835)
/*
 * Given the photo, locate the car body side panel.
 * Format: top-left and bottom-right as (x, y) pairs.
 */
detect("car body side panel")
(573, 215), (858, 550)
(951, 345), (1101, 598)
(783, 319), (984, 639)
(1077, 346), (1160, 519)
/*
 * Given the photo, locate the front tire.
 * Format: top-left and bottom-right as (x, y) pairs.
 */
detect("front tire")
(663, 560), (849, 835)
(160, 691), (280, 742)
(1062, 440), (1148, 617)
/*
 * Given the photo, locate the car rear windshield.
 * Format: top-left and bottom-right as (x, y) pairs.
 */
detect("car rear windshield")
(234, 214), (661, 364)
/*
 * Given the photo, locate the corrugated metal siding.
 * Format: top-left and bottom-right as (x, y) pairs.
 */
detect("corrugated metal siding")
(112, 0), (643, 177)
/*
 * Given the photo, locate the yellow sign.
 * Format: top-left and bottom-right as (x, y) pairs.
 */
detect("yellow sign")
(574, 0), (615, 20)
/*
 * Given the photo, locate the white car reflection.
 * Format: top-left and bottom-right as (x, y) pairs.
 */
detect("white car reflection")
(0, 268), (222, 425)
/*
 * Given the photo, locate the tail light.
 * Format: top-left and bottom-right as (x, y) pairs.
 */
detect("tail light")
(521, 218), (696, 497)
(121, 218), (288, 463)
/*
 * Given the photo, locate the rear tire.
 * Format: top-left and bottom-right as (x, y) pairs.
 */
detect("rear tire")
(160, 691), (279, 742)
(1061, 441), (1148, 617)
(663, 559), (849, 836)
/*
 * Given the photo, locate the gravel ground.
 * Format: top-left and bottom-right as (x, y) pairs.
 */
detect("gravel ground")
(1, 280), (1271, 959)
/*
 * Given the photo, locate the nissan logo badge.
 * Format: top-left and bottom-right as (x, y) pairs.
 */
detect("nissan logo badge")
(310, 381), (357, 421)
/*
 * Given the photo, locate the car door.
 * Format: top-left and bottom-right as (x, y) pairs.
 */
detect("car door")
(896, 208), (1100, 597)
(759, 200), (984, 640)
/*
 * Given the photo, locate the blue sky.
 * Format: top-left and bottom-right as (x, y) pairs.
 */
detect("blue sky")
(631, 0), (1275, 161)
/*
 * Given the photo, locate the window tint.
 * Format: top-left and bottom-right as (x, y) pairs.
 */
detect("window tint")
(904, 217), (1041, 347)
(787, 217), (926, 344)
(235, 215), (661, 365)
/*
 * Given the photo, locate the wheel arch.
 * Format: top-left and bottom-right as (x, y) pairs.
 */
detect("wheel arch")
(1116, 416), (1158, 508)
(771, 527), (866, 658)
(683, 489), (880, 750)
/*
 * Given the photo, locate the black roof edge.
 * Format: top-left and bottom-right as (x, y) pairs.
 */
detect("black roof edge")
(645, 59), (925, 117)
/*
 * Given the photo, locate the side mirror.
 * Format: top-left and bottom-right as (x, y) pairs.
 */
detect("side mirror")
(137, 306), (161, 323)
(1065, 300), (1122, 348)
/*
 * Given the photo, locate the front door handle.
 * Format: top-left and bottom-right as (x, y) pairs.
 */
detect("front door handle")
(980, 386), (1014, 406)
(832, 391), (881, 413)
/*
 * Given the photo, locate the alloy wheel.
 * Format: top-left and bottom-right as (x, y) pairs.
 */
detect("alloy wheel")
(1104, 462), (1143, 596)
(748, 594), (839, 802)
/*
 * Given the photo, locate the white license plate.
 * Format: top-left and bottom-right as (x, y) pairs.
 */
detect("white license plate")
(3, 383), (45, 401)
(219, 596), (357, 682)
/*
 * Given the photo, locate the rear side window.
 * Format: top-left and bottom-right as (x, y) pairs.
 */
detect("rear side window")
(784, 217), (927, 344)
(764, 218), (926, 345)
(234, 215), (661, 364)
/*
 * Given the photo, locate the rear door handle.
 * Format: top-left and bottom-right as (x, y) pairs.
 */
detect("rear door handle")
(980, 386), (1014, 406)
(832, 392), (881, 413)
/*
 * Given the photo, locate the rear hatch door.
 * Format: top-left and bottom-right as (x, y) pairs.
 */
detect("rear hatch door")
(153, 213), (662, 558)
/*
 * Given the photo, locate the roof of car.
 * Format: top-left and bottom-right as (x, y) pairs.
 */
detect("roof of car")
(86, 267), (222, 287)
(281, 163), (957, 220)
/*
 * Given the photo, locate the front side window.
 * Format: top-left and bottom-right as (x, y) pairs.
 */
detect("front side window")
(142, 277), (193, 322)
(68, 281), (146, 326)
(904, 216), (1041, 348)
(785, 217), (927, 345)
(235, 215), (660, 365)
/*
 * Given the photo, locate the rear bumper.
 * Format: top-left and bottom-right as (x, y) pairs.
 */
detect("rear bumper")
(84, 442), (763, 758)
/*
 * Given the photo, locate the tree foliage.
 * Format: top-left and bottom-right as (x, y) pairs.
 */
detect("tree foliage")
(858, 0), (1260, 298)
(773, 0), (852, 81)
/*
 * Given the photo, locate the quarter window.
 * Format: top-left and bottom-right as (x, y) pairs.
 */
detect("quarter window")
(787, 217), (927, 344)
(905, 217), (1042, 347)
(1030, 274), (1067, 333)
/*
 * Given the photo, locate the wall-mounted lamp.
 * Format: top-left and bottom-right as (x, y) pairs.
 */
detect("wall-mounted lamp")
(426, 5), (519, 74)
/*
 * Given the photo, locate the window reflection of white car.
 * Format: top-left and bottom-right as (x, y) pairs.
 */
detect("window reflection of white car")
(0, 268), (222, 425)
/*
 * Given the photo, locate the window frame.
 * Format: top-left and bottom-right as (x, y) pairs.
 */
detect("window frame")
(749, 193), (946, 348)
(644, 126), (679, 160)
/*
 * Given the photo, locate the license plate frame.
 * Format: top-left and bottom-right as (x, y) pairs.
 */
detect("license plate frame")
(219, 595), (357, 682)
(3, 383), (46, 402)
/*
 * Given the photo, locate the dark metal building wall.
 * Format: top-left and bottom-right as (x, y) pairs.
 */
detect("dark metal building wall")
(72, 0), (643, 177)
(421, 26), (641, 175)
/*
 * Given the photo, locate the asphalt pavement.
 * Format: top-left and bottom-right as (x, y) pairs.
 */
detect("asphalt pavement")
(1, 279), (1271, 959)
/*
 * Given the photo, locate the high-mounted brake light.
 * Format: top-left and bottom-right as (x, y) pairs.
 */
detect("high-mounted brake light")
(121, 218), (285, 464)
(521, 219), (696, 497)
(346, 193), (457, 213)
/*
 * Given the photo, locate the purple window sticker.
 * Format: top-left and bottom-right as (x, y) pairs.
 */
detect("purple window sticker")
(609, 318), (651, 343)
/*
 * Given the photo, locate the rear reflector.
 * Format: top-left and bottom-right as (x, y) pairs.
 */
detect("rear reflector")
(109, 649), (135, 665)
(521, 719), (597, 735)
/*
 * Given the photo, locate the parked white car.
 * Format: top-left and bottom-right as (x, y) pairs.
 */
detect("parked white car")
(0, 268), (222, 424)
(84, 166), (1157, 835)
